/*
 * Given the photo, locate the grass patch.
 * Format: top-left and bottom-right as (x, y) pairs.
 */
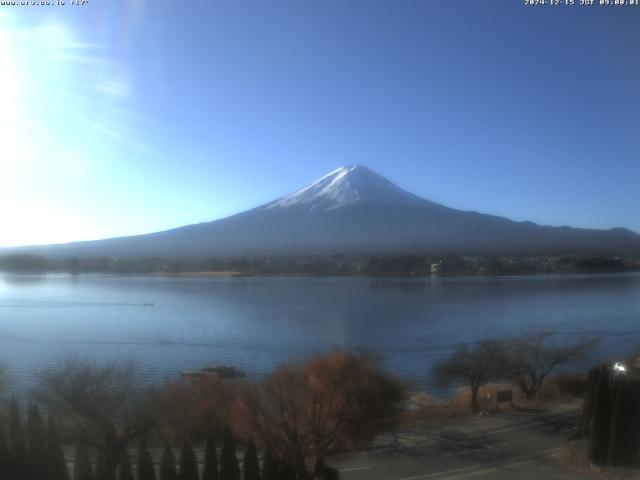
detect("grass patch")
(404, 373), (587, 425)
(556, 442), (640, 479)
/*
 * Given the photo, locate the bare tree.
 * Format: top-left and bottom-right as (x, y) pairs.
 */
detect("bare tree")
(233, 350), (405, 479)
(37, 357), (159, 480)
(154, 374), (239, 442)
(431, 339), (507, 413)
(502, 332), (597, 399)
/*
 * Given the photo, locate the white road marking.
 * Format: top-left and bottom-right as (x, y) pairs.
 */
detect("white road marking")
(469, 415), (575, 438)
(392, 447), (559, 480)
(339, 465), (373, 472)
(437, 459), (537, 479)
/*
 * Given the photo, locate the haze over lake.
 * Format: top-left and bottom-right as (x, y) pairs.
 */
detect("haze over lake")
(1, 273), (639, 393)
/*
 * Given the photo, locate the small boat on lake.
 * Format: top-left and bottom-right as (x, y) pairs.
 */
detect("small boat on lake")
(201, 364), (246, 378)
(180, 364), (246, 380)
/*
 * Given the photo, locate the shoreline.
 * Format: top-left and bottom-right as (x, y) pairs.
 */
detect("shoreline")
(2, 270), (640, 279)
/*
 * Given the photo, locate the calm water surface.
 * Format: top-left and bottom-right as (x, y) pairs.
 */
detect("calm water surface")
(1, 273), (639, 392)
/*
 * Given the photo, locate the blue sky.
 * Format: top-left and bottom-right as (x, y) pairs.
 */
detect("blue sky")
(1, 1), (639, 247)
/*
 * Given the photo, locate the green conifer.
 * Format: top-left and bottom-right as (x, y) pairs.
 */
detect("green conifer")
(117, 452), (134, 480)
(260, 447), (278, 480)
(136, 439), (157, 480)
(9, 398), (27, 480)
(47, 416), (70, 480)
(219, 427), (239, 480)
(27, 403), (47, 480)
(94, 452), (109, 480)
(608, 374), (640, 466)
(242, 440), (260, 480)
(588, 364), (611, 465)
(578, 367), (599, 437)
(0, 422), (16, 480)
(179, 440), (198, 480)
(201, 432), (218, 480)
(160, 444), (178, 480)
(278, 461), (296, 480)
(324, 465), (340, 480)
(73, 445), (94, 480)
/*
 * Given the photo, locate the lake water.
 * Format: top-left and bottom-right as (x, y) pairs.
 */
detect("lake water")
(1, 273), (639, 394)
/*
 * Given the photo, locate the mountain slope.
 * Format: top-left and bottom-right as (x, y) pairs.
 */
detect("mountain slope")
(6, 165), (640, 258)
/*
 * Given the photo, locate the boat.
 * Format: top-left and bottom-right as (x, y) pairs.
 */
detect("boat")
(180, 364), (246, 380)
(201, 364), (246, 378)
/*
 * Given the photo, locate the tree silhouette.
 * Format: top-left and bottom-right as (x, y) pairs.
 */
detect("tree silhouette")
(38, 358), (157, 480)
(502, 333), (596, 398)
(116, 452), (134, 480)
(95, 452), (109, 480)
(136, 439), (156, 480)
(260, 446), (278, 480)
(219, 427), (239, 480)
(242, 439), (260, 480)
(160, 444), (178, 480)
(73, 445), (94, 480)
(9, 398), (27, 480)
(432, 340), (506, 413)
(0, 421), (16, 480)
(47, 416), (70, 480)
(179, 440), (198, 480)
(201, 431), (218, 480)
(27, 403), (47, 480)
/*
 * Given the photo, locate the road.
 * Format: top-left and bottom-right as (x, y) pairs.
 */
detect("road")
(329, 404), (591, 480)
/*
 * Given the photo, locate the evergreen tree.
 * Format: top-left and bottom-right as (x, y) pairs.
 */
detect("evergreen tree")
(179, 440), (198, 480)
(323, 466), (340, 480)
(116, 452), (134, 480)
(219, 427), (239, 480)
(578, 367), (599, 438)
(136, 439), (157, 480)
(0, 422), (16, 480)
(94, 452), (109, 480)
(27, 403), (47, 480)
(201, 432), (218, 480)
(588, 364), (611, 466)
(159, 444), (178, 480)
(47, 416), (70, 480)
(607, 374), (640, 466)
(242, 440), (260, 480)
(9, 398), (27, 480)
(314, 457), (325, 478)
(278, 461), (296, 480)
(260, 447), (278, 480)
(73, 445), (94, 480)
(8, 399), (25, 451)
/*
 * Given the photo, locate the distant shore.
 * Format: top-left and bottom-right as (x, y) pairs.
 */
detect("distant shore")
(1, 253), (639, 277)
(152, 270), (247, 277)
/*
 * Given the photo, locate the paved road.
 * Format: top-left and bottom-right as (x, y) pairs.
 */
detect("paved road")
(329, 404), (591, 480)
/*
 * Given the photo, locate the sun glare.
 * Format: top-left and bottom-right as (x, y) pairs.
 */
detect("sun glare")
(0, 22), (23, 165)
(0, 12), (137, 247)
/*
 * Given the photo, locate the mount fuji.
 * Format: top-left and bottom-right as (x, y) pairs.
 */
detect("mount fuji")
(7, 165), (640, 258)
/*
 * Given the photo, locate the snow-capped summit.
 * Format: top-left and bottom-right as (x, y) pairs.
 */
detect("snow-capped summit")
(266, 165), (423, 211)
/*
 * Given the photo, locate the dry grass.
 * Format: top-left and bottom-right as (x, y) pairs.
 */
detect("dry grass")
(556, 442), (640, 479)
(404, 373), (587, 425)
(405, 383), (516, 425)
(556, 442), (593, 474)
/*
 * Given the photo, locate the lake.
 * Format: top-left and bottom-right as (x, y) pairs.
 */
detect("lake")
(1, 273), (639, 394)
